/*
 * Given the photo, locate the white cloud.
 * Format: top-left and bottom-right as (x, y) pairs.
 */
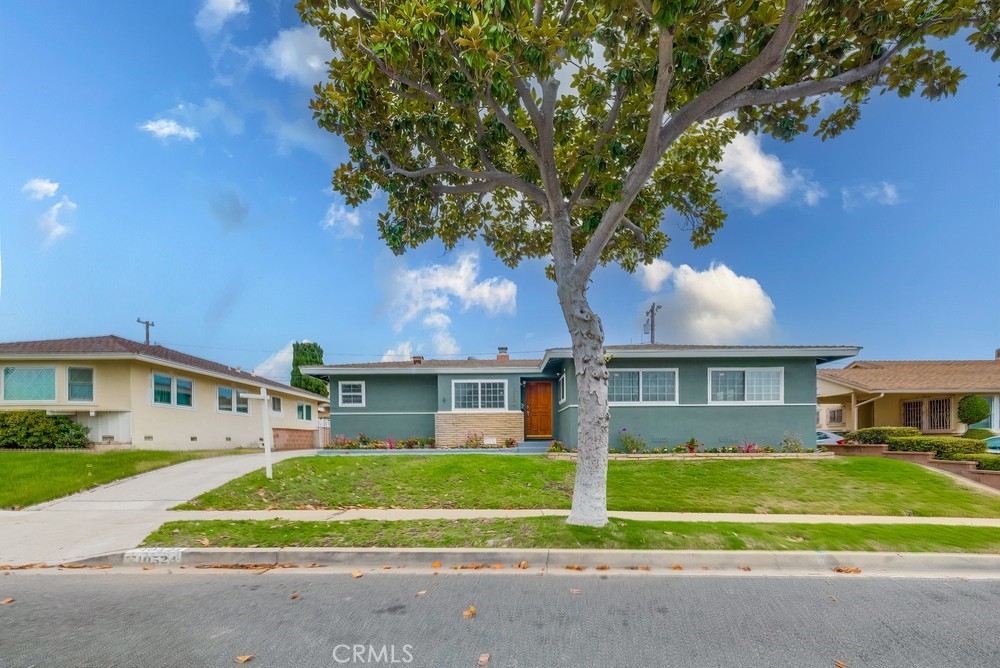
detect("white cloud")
(172, 98), (244, 136)
(22, 178), (59, 200)
(637, 261), (775, 344)
(388, 250), (517, 330)
(422, 312), (451, 329)
(139, 119), (200, 142)
(381, 341), (414, 362)
(196, 0), (249, 34)
(321, 203), (363, 239)
(39, 197), (76, 246)
(638, 258), (675, 293)
(432, 330), (460, 356)
(841, 181), (900, 211)
(262, 26), (332, 86)
(718, 133), (825, 212)
(253, 341), (295, 383)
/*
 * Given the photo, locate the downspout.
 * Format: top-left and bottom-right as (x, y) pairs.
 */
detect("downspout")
(854, 392), (885, 429)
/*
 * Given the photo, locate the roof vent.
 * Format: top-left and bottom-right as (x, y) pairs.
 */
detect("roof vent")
(412, 355), (424, 365)
(497, 346), (509, 361)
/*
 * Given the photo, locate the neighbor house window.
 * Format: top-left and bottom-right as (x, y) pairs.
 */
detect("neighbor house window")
(709, 368), (783, 403)
(153, 373), (193, 407)
(558, 375), (566, 404)
(453, 380), (507, 411)
(2, 367), (56, 401)
(338, 381), (365, 407)
(297, 402), (313, 420)
(608, 370), (677, 404)
(218, 386), (250, 414)
(828, 407), (844, 425)
(67, 367), (94, 402)
(271, 396), (282, 413)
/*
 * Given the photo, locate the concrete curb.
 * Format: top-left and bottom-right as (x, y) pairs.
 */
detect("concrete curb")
(67, 547), (1000, 578)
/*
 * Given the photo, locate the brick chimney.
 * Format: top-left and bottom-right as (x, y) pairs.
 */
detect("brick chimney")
(995, 348), (1000, 360)
(411, 355), (424, 365)
(497, 346), (509, 361)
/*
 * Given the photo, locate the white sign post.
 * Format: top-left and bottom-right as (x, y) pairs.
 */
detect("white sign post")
(240, 387), (273, 479)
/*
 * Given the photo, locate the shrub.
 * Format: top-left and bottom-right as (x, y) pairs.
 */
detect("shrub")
(0, 411), (90, 449)
(503, 437), (518, 448)
(463, 432), (484, 448)
(780, 432), (805, 453)
(619, 428), (647, 452)
(547, 440), (569, 453)
(963, 428), (996, 441)
(951, 454), (1000, 471)
(885, 436), (987, 458)
(958, 395), (991, 426)
(845, 426), (921, 444)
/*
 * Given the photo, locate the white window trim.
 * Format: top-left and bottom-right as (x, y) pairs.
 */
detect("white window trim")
(451, 379), (509, 412)
(297, 401), (314, 421)
(67, 366), (96, 404)
(707, 367), (784, 405)
(150, 372), (195, 410)
(558, 374), (567, 405)
(1, 365), (57, 403)
(216, 386), (251, 416)
(607, 368), (680, 406)
(338, 380), (366, 408)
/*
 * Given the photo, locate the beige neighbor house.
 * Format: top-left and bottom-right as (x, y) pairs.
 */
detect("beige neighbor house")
(816, 350), (1000, 435)
(0, 335), (328, 450)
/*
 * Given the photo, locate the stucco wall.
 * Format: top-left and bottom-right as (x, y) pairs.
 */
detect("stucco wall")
(0, 359), (133, 411)
(326, 374), (437, 441)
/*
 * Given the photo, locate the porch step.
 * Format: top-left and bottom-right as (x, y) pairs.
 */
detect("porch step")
(517, 441), (552, 453)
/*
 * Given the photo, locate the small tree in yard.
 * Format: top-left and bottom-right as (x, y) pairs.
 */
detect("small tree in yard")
(299, 0), (997, 526)
(291, 341), (330, 397)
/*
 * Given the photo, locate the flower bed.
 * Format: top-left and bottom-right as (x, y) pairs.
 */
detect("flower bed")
(324, 434), (518, 450)
(547, 452), (832, 461)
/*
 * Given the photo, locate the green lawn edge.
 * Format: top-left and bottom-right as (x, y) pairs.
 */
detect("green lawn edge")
(0, 449), (253, 509)
(177, 454), (1000, 518)
(143, 517), (1000, 553)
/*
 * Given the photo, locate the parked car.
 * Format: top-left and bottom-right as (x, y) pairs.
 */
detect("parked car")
(816, 430), (846, 445)
(986, 436), (1000, 453)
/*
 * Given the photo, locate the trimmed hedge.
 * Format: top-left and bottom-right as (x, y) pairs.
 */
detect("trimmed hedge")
(885, 436), (987, 459)
(952, 454), (1000, 471)
(0, 411), (91, 449)
(963, 428), (996, 441)
(846, 426), (921, 444)
(957, 395), (991, 426)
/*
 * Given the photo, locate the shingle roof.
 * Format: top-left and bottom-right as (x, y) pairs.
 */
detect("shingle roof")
(324, 358), (543, 370)
(0, 335), (326, 398)
(818, 360), (1000, 392)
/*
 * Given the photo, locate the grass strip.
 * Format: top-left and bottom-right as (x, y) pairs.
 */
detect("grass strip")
(178, 455), (1000, 518)
(143, 517), (1000, 553)
(0, 449), (252, 509)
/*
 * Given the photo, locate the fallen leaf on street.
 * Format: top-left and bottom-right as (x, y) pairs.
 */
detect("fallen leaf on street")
(142, 566), (154, 571)
(92, 565), (112, 570)
(58, 564), (87, 569)
(291, 594), (300, 600)
(416, 590), (427, 597)
(0, 598), (14, 605)
(352, 570), (363, 579)
(670, 565), (683, 571)
(235, 655), (254, 664)
(569, 588), (582, 595)
(831, 596), (838, 602)
(565, 565), (584, 571)
(833, 660), (848, 668)
(834, 567), (862, 574)
(634, 565), (651, 572)
(463, 605), (477, 619)
(514, 561), (529, 569)
(382, 565), (391, 570)
(197, 537), (211, 547)
(491, 564), (504, 570)
(739, 566), (752, 572)
(478, 653), (491, 666)
(596, 565), (609, 571)
(431, 561), (442, 569)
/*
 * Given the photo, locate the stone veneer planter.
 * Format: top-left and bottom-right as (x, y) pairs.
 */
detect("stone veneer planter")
(824, 443), (888, 457)
(547, 452), (833, 461)
(927, 459), (981, 476)
(970, 470), (1000, 490)
(882, 451), (937, 465)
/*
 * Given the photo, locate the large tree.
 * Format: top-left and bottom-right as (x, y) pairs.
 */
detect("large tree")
(299, 0), (997, 526)
(291, 341), (330, 397)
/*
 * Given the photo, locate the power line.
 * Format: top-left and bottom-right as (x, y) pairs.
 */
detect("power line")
(158, 341), (552, 359)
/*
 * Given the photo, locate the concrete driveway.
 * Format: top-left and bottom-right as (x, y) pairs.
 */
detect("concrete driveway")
(0, 450), (312, 565)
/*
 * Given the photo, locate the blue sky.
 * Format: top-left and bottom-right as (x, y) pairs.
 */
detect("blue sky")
(1, 1), (998, 382)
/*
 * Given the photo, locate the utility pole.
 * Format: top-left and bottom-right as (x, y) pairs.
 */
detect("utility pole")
(643, 302), (662, 344)
(136, 318), (155, 345)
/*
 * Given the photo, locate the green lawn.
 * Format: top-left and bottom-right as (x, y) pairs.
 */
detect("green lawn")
(143, 517), (1000, 553)
(0, 449), (252, 509)
(179, 454), (1000, 517)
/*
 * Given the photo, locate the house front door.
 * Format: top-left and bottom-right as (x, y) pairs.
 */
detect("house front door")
(524, 381), (553, 439)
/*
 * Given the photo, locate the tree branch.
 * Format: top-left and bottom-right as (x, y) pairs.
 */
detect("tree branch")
(568, 85), (627, 206)
(619, 216), (646, 245)
(344, 0), (376, 23)
(634, 0), (652, 18)
(640, 28), (675, 168)
(559, 0), (578, 26)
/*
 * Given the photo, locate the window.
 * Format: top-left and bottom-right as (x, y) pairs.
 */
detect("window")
(928, 398), (951, 432)
(297, 402), (313, 421)
(68, 367), (94, 402)
(453, 380), (507, 411)
(153, 373), (193, 408)
(3, 367), (56, 401)
(828, 407), (844, 425)
(271, 396), (282, 413)
(709, 368), (783, 404)
(558, 374), (566, 404)
(338, 381), (365, 407)
(902, 400), (922, 429)
(608, 370), (677, 404)
(218, 386), (250, 414)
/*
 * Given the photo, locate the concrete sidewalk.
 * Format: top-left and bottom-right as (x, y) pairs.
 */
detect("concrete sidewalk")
(1, 450), (311, 564)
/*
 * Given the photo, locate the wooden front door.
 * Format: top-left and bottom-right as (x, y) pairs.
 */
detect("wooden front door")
(524, 381), (553, 438)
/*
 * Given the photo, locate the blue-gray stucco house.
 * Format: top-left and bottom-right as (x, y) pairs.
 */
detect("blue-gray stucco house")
(302, 344), (860, 449)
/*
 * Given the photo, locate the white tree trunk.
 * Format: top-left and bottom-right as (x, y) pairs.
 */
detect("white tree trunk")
(559, 285), (610, 527)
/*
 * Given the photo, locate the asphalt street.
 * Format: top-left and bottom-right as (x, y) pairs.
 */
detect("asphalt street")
(1, 571), (998, 668)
